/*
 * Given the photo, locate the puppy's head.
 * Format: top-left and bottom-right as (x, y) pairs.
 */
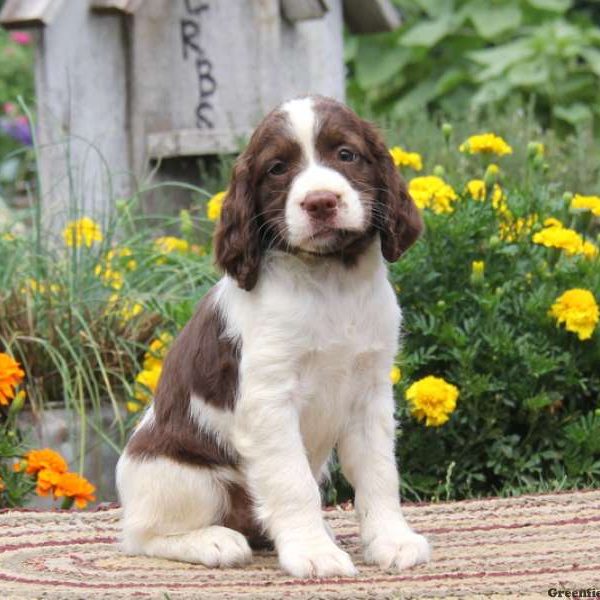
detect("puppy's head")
(214, 96), (423, 291)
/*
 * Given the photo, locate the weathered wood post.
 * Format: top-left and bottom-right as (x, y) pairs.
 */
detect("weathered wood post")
(0, 0), (399, 229)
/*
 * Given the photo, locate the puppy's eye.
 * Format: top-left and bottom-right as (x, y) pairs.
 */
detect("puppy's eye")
(338, 148), (359, 163)
(268, 161), (287, 176)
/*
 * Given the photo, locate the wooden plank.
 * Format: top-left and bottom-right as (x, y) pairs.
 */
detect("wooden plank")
(280, 0), (328, 23)
(131, 0), (345, 162)
(0, 0), (64, 28)
(90, 0), (144, 15)
(147, 129), (247, 158)
(280, 0), (345, 101)
(342, 0), (401, 34)
(33, 0), (132, 227)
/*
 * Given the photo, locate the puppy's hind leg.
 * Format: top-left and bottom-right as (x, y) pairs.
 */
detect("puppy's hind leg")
(116, 454), (252, 567)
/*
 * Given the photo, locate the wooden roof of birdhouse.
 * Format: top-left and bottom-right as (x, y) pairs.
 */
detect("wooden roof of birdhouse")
(0, 0), (64, 28)
(1, 0), (401, 33)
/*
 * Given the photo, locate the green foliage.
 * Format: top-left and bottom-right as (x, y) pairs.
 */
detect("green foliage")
(0, 187), (221, 460)
(0, 30), (34, 113)
(0, 394), (36, 508)
(346, 0), (600, 130)
(0, 30), (34, 203)
(0, 29), (35, 195)
(384, 135), (600, 501)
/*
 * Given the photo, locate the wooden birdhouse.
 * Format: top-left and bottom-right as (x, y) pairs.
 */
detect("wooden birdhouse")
(0, 0), (400, 224)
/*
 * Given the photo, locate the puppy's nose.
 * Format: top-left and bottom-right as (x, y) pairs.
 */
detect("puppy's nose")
(301, 191), (339, 220)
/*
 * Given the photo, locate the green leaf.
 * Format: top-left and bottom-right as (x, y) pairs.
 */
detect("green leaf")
(468, 0), (522, 40)
(468, 39), (534, 69)
(400, 17), (453, 48)
(553, 103), (593, 125)
(507, 59), (549, 87)
(580, 47), (600, 78)
(470, 78), (512, 107)
(344, 36), (358, 63)
(414, 0), (454, 18)
(355, 37), (412, 89)
(435, 68), (469, 95)
(526, 0), (571, 12)
(391, 79), (439, 116)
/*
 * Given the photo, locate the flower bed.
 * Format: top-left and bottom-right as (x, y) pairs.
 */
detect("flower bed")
(1, 123), (599, 507)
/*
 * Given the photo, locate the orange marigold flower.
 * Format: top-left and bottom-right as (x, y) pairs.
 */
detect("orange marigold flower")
(24, 448), (68, 476)
(0, 352), (25, 406)
(0, 475), (5, 492)
(36, 468), (62, 497)
(54, 472), (96, 508)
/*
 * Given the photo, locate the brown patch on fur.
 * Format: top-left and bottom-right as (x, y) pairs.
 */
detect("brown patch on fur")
(224, 484), (273, 550)
(313, 96), (423, 263)
(126, 289), (240, 467)
(214, 110), (303, 291)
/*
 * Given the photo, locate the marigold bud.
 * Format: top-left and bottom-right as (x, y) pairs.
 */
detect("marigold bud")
(562, 192), (573, 204)
(179, 209), (194, 238)
(471, 260), (485, 284)
(442, 123), (453, 141)
(8, 389), (26, 415)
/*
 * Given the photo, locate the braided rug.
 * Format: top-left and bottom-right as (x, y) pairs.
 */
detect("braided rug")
(0, 490), (598, 599)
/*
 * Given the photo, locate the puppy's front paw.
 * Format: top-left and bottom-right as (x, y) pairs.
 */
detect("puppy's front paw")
(279, 538), (358, 578)
(365, 531), (430, 571)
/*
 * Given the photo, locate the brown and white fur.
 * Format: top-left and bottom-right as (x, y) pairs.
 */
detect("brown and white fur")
(116, 96), (429, 578)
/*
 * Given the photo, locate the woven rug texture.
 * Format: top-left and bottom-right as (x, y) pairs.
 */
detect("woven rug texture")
(0, 490), (599, 599)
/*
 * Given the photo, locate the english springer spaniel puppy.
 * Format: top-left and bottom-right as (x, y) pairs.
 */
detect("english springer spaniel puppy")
(116, 96), (430, 578)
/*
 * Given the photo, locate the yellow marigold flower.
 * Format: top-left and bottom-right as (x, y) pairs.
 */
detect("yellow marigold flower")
(0, 352), (25, 406)
(24, 448), (68, 475)
(0, 475), (4, 492)
(571, 194), (600, 217)
(207, 191), (226, 221)
(96, 247), (136, 284)
(466, 179), (485, 200)
(532, 220), (596, 257)
(62, 217), (103, 248)
(53, 472), (96, 508)
(406, 375), (459, 427)
(154, 236), (190, 254)
(106, 294), (143, 322)
(143, 332), (173, 370)
(20, 278), (61, 296)
(499, 214), (537, 242)
(549, 289), (599, 341)
(36, 468), (62, 497)
(106, 247), (137, 271)
(389, 146), (423, 171)
(582, 241), (598, 259)
(127, 400), (143, 413)
(134, 365), (162, 403)
(486, 163), (500, 176)
(94, 264), (124, 290)
(389, 365), (402, 385)
(459, 133), (513, 156)
(465, 179), (505, 206)
(409, 176), (458, 214)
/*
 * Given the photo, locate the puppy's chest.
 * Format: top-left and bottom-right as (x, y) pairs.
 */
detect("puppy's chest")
(293, 290), (395, 416)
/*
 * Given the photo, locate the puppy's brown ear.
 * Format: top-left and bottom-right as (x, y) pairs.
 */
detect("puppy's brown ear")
(362, 120), (424, 262)
(214, 156), (261, 291)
